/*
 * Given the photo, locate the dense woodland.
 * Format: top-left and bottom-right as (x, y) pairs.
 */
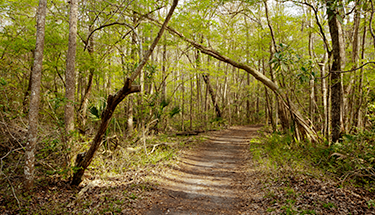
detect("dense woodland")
(1, 0), (375, 213)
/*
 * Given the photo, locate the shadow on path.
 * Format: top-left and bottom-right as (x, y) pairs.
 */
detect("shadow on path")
(146, 125), (262, 215)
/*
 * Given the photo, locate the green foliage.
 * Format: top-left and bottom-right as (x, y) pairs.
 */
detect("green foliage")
(367, 199), (375, 209)
(89, 98), (107, 121)
(169, 106), (180, 118)
(253, 129), (375, 189)
(327, 131), (375, 186)
(0, 77), (7, 86)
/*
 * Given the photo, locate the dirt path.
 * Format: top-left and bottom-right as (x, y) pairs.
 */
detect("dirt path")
(146, 125), (261, 215)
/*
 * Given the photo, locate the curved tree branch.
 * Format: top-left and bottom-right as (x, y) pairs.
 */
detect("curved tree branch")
(141, 13), (320, 142)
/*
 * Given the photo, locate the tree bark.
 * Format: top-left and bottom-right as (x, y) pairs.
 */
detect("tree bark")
(308, 6), (316, 126)
(24, 0), (47, 190)
(64, 0), (78, 138)
(355, 16), (367, 129)
(345, 6), (360, 131)
(326, 0), (344, 142)
(202, 74), (222, 118)
(319, 53), (329, 138)
(71, 0), (179, 186)
(162, 34), (167, 101)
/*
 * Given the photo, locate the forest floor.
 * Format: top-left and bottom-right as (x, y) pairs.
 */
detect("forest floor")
(2, 125), (375, 214)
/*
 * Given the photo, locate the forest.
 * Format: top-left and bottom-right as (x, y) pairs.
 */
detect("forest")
(1, 0), (375, 214)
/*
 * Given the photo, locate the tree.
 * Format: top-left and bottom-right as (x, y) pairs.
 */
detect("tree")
(24, 0), (47, 190)
(326, 0), (344, 142)
(71, 0), (179, 186)
(146, 14), (319, 142)
(64, 0), (78, 146)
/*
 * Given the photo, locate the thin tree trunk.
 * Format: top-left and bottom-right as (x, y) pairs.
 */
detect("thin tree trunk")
(308, 6), (316, 126)
(355, 16), (367, 129)
(319, 52), (329, 138)
(25, 0), (47, 190)
(346, 6), (360, 131)
(127, 13), (139, 136)
(64, 0), (78, 139)
(205, 83), (209, 130)
(326, 0), (344, 142)
(190, 74), (193, 130)
(181, 70), (185, 131)
(162, 34), (167, 101)
(264, 1), (278, 131)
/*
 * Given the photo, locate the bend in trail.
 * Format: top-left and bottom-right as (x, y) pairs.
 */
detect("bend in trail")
(146, 125), (261, 215)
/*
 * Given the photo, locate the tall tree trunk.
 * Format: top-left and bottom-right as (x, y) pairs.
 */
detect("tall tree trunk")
(326, 0), (344, 142)
(162, 34), (167, 101)
(189, 73), (193, 130)
(71, 0), (178, 186)
(319, 52), (329, 138)
(205, 82), (209, 130)
(181, 69), (185, 131)
(64, 0), (78, 140)
(355, 16), (367, 129)
(264, 0), (278, 131)
(24, 0), (47, 190)
(127, 13), (140, 136)
(308, 6), (316, 126)
(345, 6), (361, 131)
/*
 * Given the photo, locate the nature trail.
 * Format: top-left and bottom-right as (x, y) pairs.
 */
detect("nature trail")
(145, 125), (261, 214)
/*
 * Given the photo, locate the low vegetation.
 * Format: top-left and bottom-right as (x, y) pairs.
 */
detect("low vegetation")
(249, 127), (375, 214)
(0, 117), (207, 214)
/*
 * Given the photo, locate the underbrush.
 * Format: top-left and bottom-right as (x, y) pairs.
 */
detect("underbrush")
(249, 128), (375, 214)
(1, 118), (205, 214)
(251, 129), (375, 188)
